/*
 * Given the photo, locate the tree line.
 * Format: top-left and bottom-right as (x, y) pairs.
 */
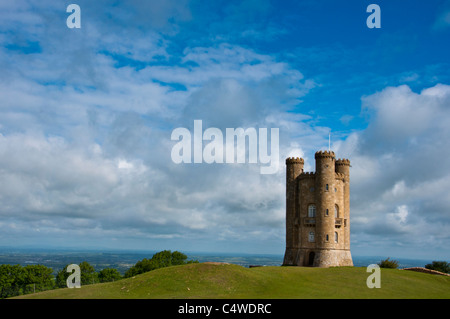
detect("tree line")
(0, 250), (197, 299)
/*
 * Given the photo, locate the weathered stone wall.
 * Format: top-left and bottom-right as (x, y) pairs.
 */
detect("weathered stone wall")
(298, 173), (315, 251)
(336, 159), (351, 251)
(314, 151), (336, 256)
(283, 151), (353, 267)
(283, 158), (303, 266)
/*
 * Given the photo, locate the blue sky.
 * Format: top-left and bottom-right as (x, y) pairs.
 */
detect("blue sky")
(0, 0), (449, 260)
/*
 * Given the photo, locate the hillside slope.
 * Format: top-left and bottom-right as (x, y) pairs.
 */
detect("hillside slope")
(13, 262), (450, 299)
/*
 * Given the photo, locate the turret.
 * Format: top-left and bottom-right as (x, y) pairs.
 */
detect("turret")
(314, 151), (336, 251)
(335, 158), (350, 178)
(335, 158), (351, 250)
(283, 157), (304, 265)
(285, 157), (304, 249)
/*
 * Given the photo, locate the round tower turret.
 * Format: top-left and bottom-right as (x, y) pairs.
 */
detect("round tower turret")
(335, 158), (350, 178)
(336, 158), (351, 252)
(283, 157), (304, 265)
(314, 151), (336, 255)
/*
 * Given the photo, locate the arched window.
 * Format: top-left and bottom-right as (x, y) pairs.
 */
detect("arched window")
(335, 232), (338, 243)
(308, 204), (316, 217)
(335, 205), (339, 218)
(326, 234), (329, 242)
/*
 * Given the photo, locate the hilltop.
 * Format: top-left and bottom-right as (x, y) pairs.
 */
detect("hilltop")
(12, 262), (450, 299)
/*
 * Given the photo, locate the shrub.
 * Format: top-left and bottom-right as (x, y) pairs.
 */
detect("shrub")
(378, 258), (399, 269)
(425, 261), (450, 274)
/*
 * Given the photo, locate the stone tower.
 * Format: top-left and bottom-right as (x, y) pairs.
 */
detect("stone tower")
(283, 150), (353, 267)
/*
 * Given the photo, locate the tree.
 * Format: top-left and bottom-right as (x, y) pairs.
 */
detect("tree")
(151, 250), (173, 268)
(124, 258), (157, 278)
(172, 251), (191, 265)
(79, 261), (98, 285)
(98, 268), (122, 283)
(0, 264), (54, 298)
(0, 264), (24, 298)
(55, 264), (70, 288)
(55, 261), (99, 288)
(425, 261), (450, 274)
(22, 265), (54, 294)
(124, 250), (197, 278)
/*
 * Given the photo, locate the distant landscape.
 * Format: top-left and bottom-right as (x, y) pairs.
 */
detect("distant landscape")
(12, 262), (450, 299)
(1, 247), (448, 299)
(0, 247), (441, 275)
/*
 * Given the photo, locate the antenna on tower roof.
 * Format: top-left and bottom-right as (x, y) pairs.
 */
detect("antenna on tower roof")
(328, 132), (331, 151)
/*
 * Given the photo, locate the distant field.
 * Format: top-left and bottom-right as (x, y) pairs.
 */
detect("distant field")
(12, 262), (450, 299)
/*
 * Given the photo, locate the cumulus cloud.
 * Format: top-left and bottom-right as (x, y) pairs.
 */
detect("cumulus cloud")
(1, 1), (448, 259)
(0, 1), (330, 253)
(334, 84), (450, 257)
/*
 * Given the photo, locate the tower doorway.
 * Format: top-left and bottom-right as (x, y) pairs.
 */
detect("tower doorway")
(308, 252), (315, 266)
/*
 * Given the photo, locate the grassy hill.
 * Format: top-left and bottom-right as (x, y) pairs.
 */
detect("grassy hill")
(12, 262), (450, 299)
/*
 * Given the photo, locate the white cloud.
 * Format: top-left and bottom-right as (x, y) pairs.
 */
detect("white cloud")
(362, 85), (438, 141)
(1, 1), (448, 259)
(0, 9), (327, 252)
(338, 84), (450, 257)
(388, 205), (409, 225)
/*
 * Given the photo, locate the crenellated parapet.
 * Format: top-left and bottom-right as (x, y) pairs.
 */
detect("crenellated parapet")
(314, 150), (335, 159)
(286, 157), (304, 164)
(299, 172), (315, 179)
(336, 158), (350, 166)
(335, 172), (345, 181)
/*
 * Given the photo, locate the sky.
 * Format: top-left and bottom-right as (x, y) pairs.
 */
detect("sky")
(0, 0), (449, 260)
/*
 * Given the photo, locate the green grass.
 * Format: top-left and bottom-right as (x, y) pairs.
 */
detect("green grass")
(12, 263), (450, 299)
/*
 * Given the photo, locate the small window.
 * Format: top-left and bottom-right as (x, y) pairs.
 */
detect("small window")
(325, 209), (329, 216)
(325, 234), (329, 242)
(335, 232), (338, 243)
(308, 205), (316, 218)
(334, 187), (337, 192)
(309, 187), (315, 192)
(325, 184), (329, 191)
(335, 205), (339, 218)
(308, 232), (315, 242)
